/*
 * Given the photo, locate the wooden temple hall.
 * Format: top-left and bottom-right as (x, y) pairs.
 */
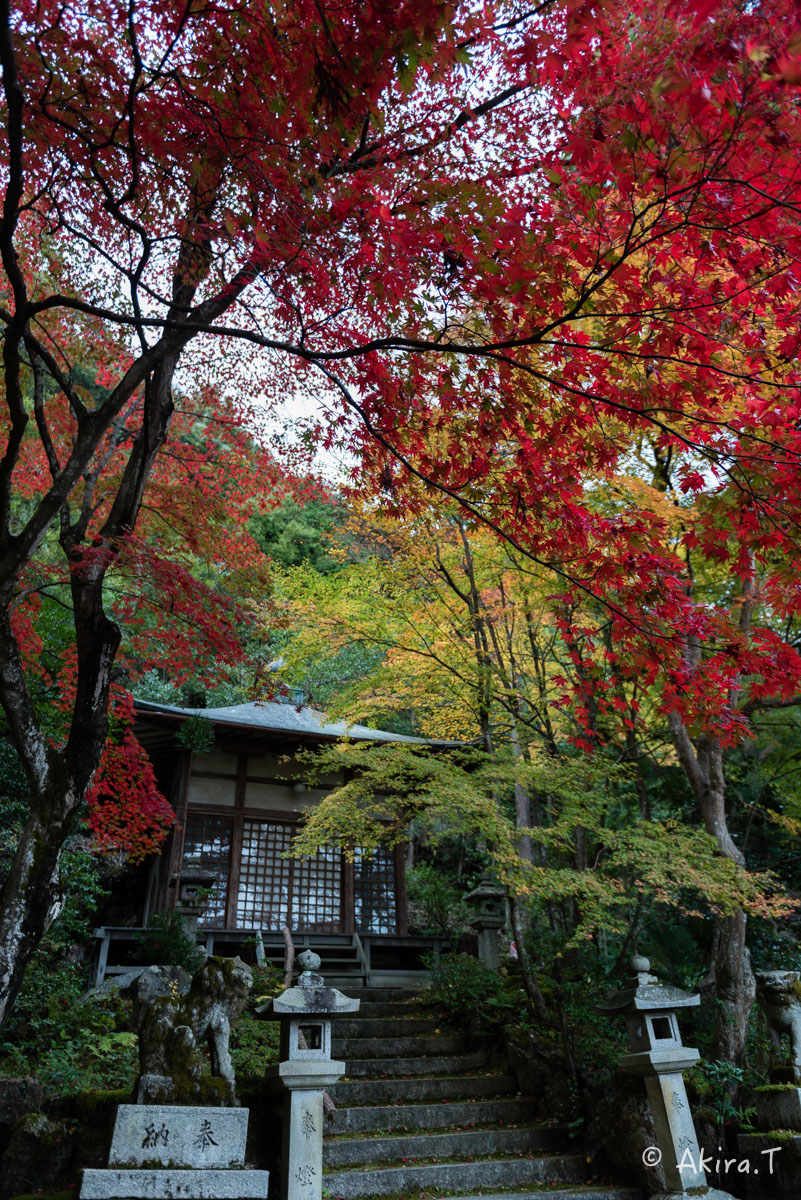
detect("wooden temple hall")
(92, 699), (450, 988)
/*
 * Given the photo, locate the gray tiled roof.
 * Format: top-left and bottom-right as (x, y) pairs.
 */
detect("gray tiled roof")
(134, 698), (456, 745)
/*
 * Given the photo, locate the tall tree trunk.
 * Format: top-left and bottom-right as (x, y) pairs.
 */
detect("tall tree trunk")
(667, 716), (755, 1061)
(0, 778), (80, 1030)
(510, 723), (533, 864)
(0, 350), (186, 1030)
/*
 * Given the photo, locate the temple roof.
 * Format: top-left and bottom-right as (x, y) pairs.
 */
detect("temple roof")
(134, 697), (457, 746)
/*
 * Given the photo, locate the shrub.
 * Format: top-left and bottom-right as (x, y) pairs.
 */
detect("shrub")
(407, 864), (470, 939)
(132, 912), (205, 973)
(231, 962), (284, 1077)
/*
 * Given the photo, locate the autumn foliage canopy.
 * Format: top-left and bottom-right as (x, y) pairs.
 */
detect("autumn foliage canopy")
(3, 0), (801, 1019)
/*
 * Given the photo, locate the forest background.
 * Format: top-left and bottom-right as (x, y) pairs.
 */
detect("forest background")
(3, 0), (801, 1142)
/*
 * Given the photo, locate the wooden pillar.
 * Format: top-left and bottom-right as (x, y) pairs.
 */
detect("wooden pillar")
(158, 751), (191, 915)
(394, 842), (409, 935)
(342, 847), (355, 934)
(224, 754), (248, 929)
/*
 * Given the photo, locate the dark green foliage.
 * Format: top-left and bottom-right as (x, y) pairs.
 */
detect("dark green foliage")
(0, 842), (139, 1093)
(252, 498), (344, 575)
(407, 864), (471, 938)
(0, 968), (137, 1094)
(638, 913), (710, 990)
(230, 1012), (281, 1077)
(132, 913), (206, 973)
(687, 1059), (756, 1130)
(0, 737), (30, 885)
(230, 961), (284, 1077)
(176, 715), (216, 754)
(424, 952), (523, 1035)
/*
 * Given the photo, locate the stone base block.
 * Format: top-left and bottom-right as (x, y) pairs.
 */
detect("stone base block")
(649, 1192), (738, 1199)
(80, 1169), (270, 1199)
(109, 1105), (248, 1169)
(754, 1086), (801, 1131)
(137, 1075), (174, 1105)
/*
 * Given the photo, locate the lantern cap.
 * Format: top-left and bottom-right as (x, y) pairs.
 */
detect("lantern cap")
(170, 856), (218, 890)
(465, 871), (506, 901)
(598, 956), (701, 1014)
(262, 947), (360, 1017)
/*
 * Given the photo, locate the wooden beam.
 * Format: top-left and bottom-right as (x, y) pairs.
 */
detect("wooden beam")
(224, 754), (248, 929)
(394, 842), (409, 936)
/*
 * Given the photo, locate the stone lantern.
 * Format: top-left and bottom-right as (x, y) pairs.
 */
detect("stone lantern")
(170, 856), (217, 940)
(600, 956), (735, 1200)
(465, 872), (507, 971)
(265, 950), (359, 1200)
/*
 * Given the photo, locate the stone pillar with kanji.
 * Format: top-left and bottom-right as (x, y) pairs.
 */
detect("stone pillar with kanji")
(600, 956), (736, 1200)
(265, 950), (359, 1200)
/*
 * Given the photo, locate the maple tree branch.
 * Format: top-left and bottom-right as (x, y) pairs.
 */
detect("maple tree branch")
(20, 322), (87, 422)
(311, 360), (677, 660)
(0, 0), (26, 306)
(29, 350), (64, 508)
(328, 80), (534, 176)
(0, 347), (160, 583)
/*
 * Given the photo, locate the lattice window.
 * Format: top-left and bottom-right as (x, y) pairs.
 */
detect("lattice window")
(236, 820), (293, 929)
(354, 846), (397, 934)
(182, 813), (232, 928)
(292, 844), (342, 932)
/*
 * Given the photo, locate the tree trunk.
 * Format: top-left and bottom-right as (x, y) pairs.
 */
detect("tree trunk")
(0, 775), (80, 1029)
(509, 895), (547, 1020)
(668, 714), (754, 1062)
(510, 723), (534, 864)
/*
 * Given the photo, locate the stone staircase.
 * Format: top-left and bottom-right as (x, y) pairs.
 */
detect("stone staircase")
(324, 987), (642, 1200)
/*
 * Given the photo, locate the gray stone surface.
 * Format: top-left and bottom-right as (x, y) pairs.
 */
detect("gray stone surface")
(343, 1051), (488, 1077)
(334, 1017), (436, 1037)
(329, 1071), (517, 1105)
(109, 1105), (248, 1169)
(283, 1088), (325, 1200)
(756, 970), (801, 1078)
(432, 1193), (641, 1200)
(0, 1077), (46, 1135)
(323, 1125), (553, 1167)
(135, 957), (252, 1106)
(739, 1132), (801, 1200)
(754, 1085), (801, 1131)
(347, 999), (421, 1016)
(328, 1095), (537, 1134)
(642, 1071), (705, 1190)
(322, 1152), (586, 1197)
(267, 952), (357, 1200)
(0, 1112), (72, 1200)
(650, 1193), (741, 1200)
(603, 958), (713, 1195)
(89, 966), (148, 996)
(333, 1034), (465, 1057)
(80, 1168), (270, 1199)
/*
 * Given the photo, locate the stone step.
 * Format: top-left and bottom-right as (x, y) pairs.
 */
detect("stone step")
(323, 1152), (586, 1197)
(394, 1191), (643, 1200)
(323, 1126), (561, 1168)
(343, 1052), (488, 1078)
(347, 993), (424, 1012)
(335, 1017), (439, 1038)
(335, 1035), (466, 1058)
(348, 988), (421, 1004)
(328, 1096), (539, 1135)
(330, 1072), (519, 1106)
